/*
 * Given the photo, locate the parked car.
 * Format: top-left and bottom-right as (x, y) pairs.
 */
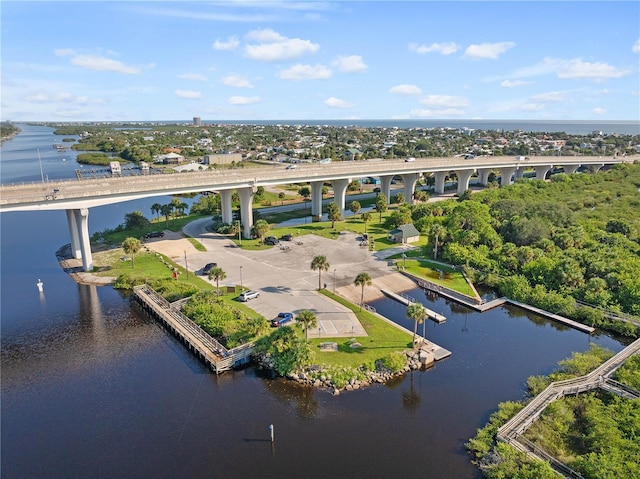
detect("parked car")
(200, 262), (217, 275)
(264, 236), (279, 245)
(405, 157), (416, 162)
(271, 312), (294, 327)
(285, 164), (298, 169)
(145, 231), (164, 239)
(281, 234), (294, 241)
(238, 290), (260, 302)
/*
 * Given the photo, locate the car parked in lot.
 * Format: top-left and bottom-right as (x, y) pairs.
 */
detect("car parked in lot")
(280, 234), (294, 241)
(145, 231), (164, 239)
(238, 290), (260, 302)
(271, 312), (294, 327)
(264, 236), (279, 245)
(285, 164), (298, 170)
(200, 262), (217, 275)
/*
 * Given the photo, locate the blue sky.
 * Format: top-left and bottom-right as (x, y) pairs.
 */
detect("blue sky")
(2, 1), (639, 122)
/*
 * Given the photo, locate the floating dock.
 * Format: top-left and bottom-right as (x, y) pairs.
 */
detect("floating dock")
(381, 289), (446, 323)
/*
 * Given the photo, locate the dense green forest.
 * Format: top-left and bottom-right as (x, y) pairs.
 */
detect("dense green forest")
(401, 163), (640, 335)
(466, 345), (640, 478)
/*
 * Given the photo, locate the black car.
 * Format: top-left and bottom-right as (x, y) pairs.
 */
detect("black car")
(145, 231), (164, 239)
(281, 234), (293, 241)
(264, 236), (279, 245)
(201, 262), (217, 275)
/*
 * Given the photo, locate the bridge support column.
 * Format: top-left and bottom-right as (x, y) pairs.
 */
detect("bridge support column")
(380, 175), (393, 203)
(237, 187), (254, 239)
(434, 171), (447, 194)
(562, 164), (579, 174)
(477, 168), (491, 186)
(67, 208), (93, 271)
(219, 189), (233, 224)
(514, 167), (525, 180)
(401, 173), (420, 204)
(589, 164), (604, 173)
(534, 165), (551, 180)
(331, 178), (350, 214)
(500, 167), (517, 186)
(455, 169), (475, 196)
(310, 181), (324, 221)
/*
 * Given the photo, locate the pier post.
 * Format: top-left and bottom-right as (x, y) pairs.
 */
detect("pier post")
(310, 181), (323, 221)
(454, 169), (475, 196)
(534, 165), (551, 181)
(401, 173), (420, 205)
(379, 175), (393, 203)
(434, 171), (447, 194)
(331, 178), (350, 214)
(67, 208), (93, 271)
(499, 167), (517, 186)
(237, 187), (254, 239)
(219, 189), (233, 224)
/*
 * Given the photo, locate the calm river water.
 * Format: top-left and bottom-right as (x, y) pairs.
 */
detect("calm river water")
(0, 125), (628, 478)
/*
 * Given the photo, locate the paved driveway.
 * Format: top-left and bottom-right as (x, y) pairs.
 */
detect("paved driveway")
(149, 218), (415, 338)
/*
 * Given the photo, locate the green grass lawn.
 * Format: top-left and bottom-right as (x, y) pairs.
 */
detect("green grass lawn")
(306, 290), (413, 369)
(396, 258), (473, 296)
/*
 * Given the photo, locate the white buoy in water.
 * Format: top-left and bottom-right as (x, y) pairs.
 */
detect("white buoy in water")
(269, 424), (274, 443)
(37, 279), (44, 292)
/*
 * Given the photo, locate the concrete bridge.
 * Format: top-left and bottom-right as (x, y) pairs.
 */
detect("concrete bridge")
(0, 155), (632, 271)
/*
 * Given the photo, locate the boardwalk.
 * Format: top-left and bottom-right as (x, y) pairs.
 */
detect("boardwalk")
(497, 337), (640, 478)
(132, 284), (253, 374)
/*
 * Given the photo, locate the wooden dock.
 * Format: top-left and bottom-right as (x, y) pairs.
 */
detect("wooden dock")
(381, 289), (446, 323)
(132, 284), (253, 374)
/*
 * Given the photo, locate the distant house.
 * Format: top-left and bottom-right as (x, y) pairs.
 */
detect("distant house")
(162, 152), (186, 164)
(344, 148), (362, 160)
(388, 224), (420, 244)
(110, 161), (121, 175)
(203, 153), (242, 165)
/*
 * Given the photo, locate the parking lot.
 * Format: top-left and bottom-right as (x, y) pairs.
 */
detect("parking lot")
(146, 218), (417, 338)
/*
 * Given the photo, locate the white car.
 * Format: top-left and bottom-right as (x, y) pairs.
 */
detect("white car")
(285, 164), (298, 169)
(239, 290), (260, 302)
(405, 157), (415, 162)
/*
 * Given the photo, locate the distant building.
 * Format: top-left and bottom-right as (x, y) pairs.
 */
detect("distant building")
(193, 116), (201, 126)
(388, 224), (420, 244)
(139, 161), (150, 174)
(155, 152), (186, 164)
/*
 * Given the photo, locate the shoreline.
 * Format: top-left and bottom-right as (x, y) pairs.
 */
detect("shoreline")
(56, 244), (117, 286)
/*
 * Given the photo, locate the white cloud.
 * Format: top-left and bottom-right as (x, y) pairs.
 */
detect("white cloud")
(463, 42), (515, 60)
(408, 42), (458, 55)
(179, 73), (208, 81)
(228, 96), (260, 105)
(174, 89), (202, 99)
(557, 59), (630, 79)
(531, 91), (567, 103)
(279, 64), (331, 80)
(592, 107), (607, 115)
(501, 79), (532, 88)
(389, 84), (422, 95)
(519, 103), (545, 112)
(332, 55), (367, 73)
(54, 48), (76, 57)
(213, 36), (240, 51)
(222, 75), (254, 88)
(632, 39), (640, 53)
(244, 29), (319, 62)
(69, 54), (141, 74)
(324, 97), (352, 108)
(419, 95), (469, 107)
(410, 108), (464, 118)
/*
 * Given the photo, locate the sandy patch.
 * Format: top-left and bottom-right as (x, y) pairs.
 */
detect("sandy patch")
(143, 230), (203, 259)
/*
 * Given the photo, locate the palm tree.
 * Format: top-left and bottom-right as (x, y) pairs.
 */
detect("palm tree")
(406, 302), (427, 349)
(311, 255), (330, 290)
(252, 219), (270, 243)
(160, 204), (172, 227)
(278, 191), (286, 206)
(327, 201), (342, 228)
(208, 267), (227, 296)
(349, 200), (361, 218)
(354, 272), (372, 311)
(429, 224), (446, 259)
(362, 211), (372, 233)
(122, 237), (141, 269)
(296, 309), (318, 340)
(375, 194), (387, 222)
(151, 203), (162, 222)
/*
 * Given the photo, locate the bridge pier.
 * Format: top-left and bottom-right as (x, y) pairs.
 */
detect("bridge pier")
(514, 167), (525, 180)
(401, 173), (420, 204)
(500, 166), (516, 186)
(380, 175), (393, 203)
(476, 168), (491, 186)
(310, 181), (324, 221)
(534, 165), (551, 180)
(331, 178), (350, 214)
(455, 169), (475, 195)
(219, 189), (233, 224)
(66, 208), (93, 271)
(562, 164), (579, 174)
(588, 163), (604, 173)
(434, 171), (447, 194)
(237, 187), (254, 238)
